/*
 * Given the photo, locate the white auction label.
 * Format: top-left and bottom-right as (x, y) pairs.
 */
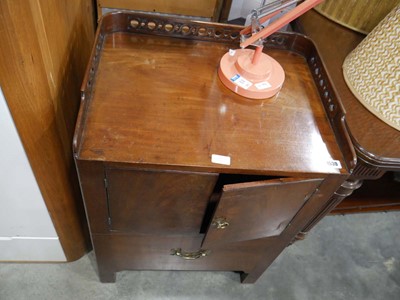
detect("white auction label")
(327, 160), (342, 169)
(230, 74), (252, 90)
(211, 154), (231, 165)
(255, 81), (272, 90)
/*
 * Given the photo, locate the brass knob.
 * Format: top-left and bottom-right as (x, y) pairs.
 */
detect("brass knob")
(212, 217), (229, 229)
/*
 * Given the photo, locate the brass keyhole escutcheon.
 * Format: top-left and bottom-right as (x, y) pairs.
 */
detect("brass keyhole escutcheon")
(212, 217), (229, 229)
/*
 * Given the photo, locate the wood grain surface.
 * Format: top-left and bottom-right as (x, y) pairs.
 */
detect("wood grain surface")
(299, 10), (400, 166)
(92, 233), (270, 282)
(97, 0), (224, 21)
(106, 168), (218, 234)
(202, 178), (323, 247)
(77, 32), (346, 176)
(73, 13), (353, 283)
(0, 0), (95, 260)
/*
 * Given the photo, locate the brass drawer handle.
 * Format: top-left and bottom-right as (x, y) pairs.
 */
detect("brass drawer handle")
(212, 217), (230, 229)
(170, 248), (210, 260)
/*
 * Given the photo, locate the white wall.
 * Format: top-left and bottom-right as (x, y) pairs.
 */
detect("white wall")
(227, 0), (245, 20)
(228, 0), (263, 21)
(228, 0), (295, 29)
(0, 87), (66, 261)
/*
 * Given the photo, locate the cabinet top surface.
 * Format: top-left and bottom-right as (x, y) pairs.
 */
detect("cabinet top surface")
(76, 31), (346, 176)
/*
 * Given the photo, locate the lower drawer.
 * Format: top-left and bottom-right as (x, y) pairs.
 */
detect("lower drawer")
(92, 233), (268, 274)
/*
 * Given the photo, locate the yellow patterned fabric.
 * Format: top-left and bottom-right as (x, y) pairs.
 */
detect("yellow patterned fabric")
(343, 5), (400, 131)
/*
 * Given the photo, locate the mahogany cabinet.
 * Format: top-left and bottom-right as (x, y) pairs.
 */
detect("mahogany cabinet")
(74, 12), (354, 283)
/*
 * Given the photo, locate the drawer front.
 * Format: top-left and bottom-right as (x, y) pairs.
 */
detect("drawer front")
(105, 168), (218, 235)
(92, 234), (267, 274)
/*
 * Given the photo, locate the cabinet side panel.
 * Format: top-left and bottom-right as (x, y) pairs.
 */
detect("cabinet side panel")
(75, 160), (110, 234)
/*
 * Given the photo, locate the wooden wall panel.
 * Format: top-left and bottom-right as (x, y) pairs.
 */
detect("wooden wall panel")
(0, 0), (95, 261)
(98, 0), (224, 21)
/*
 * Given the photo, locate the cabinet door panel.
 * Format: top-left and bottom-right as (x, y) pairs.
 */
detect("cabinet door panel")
(202, 178), (323, 247)
(106, 168), (218, 235)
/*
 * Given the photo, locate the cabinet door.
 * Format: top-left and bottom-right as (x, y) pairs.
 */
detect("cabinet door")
(202, 178), (323, 248)
(106, 168), (218, 235)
